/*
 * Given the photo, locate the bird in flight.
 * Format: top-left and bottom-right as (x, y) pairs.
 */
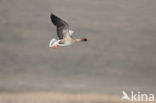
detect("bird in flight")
(49, 14), (87, 49)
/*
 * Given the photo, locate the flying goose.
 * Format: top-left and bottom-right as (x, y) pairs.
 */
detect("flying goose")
(49, 14), (87, 49)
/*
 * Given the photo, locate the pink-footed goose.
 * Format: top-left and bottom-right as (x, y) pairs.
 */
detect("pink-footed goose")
(49, 14), (87, 49)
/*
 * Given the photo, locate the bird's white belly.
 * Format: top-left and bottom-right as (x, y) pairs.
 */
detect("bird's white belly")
(49, 38), (72, 47)
(58, 41), (72, 46)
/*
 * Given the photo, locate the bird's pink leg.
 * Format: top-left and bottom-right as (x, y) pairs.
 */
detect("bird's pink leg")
(51, 45), (58, 49)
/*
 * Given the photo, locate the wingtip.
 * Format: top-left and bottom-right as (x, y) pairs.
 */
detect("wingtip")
(50, 13), (68, 28)
(50, 13), (59, 21)
(50, 13), (58, 25)
(50, 13), (54, 18)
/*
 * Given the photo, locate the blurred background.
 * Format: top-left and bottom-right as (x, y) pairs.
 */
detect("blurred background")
(0, 0), (156, 102)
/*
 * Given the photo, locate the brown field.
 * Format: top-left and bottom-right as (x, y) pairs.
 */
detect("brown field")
(0, 92), (153, 103)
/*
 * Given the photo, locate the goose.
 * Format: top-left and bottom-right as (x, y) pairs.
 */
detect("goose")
(49, 14), (87, 49)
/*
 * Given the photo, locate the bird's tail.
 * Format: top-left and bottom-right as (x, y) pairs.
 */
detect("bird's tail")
(74, 38), (87, 42)
(49, 38), (57, 47)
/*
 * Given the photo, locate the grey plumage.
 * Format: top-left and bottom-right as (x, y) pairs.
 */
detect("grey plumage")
(50, 14), (69, 39)
(49, 13), (87, 49)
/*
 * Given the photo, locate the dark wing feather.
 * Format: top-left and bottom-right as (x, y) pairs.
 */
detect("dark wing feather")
(50, 14), (69, 39)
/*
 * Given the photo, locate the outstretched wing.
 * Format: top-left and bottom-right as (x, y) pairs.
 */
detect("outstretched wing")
(50, 14), (69, 39)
